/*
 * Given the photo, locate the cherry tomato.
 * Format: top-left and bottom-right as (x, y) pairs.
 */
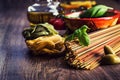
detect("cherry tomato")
(49, 18), (65, 30)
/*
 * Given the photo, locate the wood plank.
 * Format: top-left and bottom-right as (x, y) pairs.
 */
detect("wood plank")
(0, 0), (120, 80)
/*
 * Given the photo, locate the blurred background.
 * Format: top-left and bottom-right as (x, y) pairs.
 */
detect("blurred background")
(0, 0), (120, 12)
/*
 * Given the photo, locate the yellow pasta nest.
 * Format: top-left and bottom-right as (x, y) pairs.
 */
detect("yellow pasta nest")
(26, 34), (65, 55)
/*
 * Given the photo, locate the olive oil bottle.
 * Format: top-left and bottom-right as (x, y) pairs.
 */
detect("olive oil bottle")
(27, 0), (52, 24)
(27, 11), (53, 24)
(27, 0), (60, 24)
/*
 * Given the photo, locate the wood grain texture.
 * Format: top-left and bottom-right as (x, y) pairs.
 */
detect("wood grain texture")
(0, 0), (120, 80)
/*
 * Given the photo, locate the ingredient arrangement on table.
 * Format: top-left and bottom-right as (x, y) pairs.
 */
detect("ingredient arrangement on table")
(22, 23), (65, 55)
(22, 0), (120, 70)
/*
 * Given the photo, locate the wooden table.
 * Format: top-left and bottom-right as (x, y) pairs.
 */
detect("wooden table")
(0, 0), (120, 80)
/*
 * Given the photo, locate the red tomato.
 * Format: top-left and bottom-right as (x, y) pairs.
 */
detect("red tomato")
(49, 18), (65, 30)
(49, 18), (56, 24)
(117, 17), (120, 24)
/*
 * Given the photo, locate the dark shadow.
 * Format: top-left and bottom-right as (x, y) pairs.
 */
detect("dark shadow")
(24, 50), (71, 69)
(24, 50), (84, 70)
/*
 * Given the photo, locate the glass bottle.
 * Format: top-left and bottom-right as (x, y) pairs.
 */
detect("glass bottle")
(27, 0), (59, 24)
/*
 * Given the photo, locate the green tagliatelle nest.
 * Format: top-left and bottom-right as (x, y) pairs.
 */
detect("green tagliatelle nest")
(22, 23), (65, 55)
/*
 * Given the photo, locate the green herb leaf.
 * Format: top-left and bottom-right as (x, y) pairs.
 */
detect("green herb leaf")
(78, 25), (90, 46)
(65, 25), (90, 46)
(65, 34), (75, 41)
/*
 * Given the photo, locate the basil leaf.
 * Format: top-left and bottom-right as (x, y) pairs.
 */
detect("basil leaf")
(79, 33), (90, 46)
(65, 25), (90, 46)
(79, 25), (90, 46)
(65, 34), (75, 41)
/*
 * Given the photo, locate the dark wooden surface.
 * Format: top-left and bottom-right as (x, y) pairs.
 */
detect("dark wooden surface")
(0, 0), (120, 80)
